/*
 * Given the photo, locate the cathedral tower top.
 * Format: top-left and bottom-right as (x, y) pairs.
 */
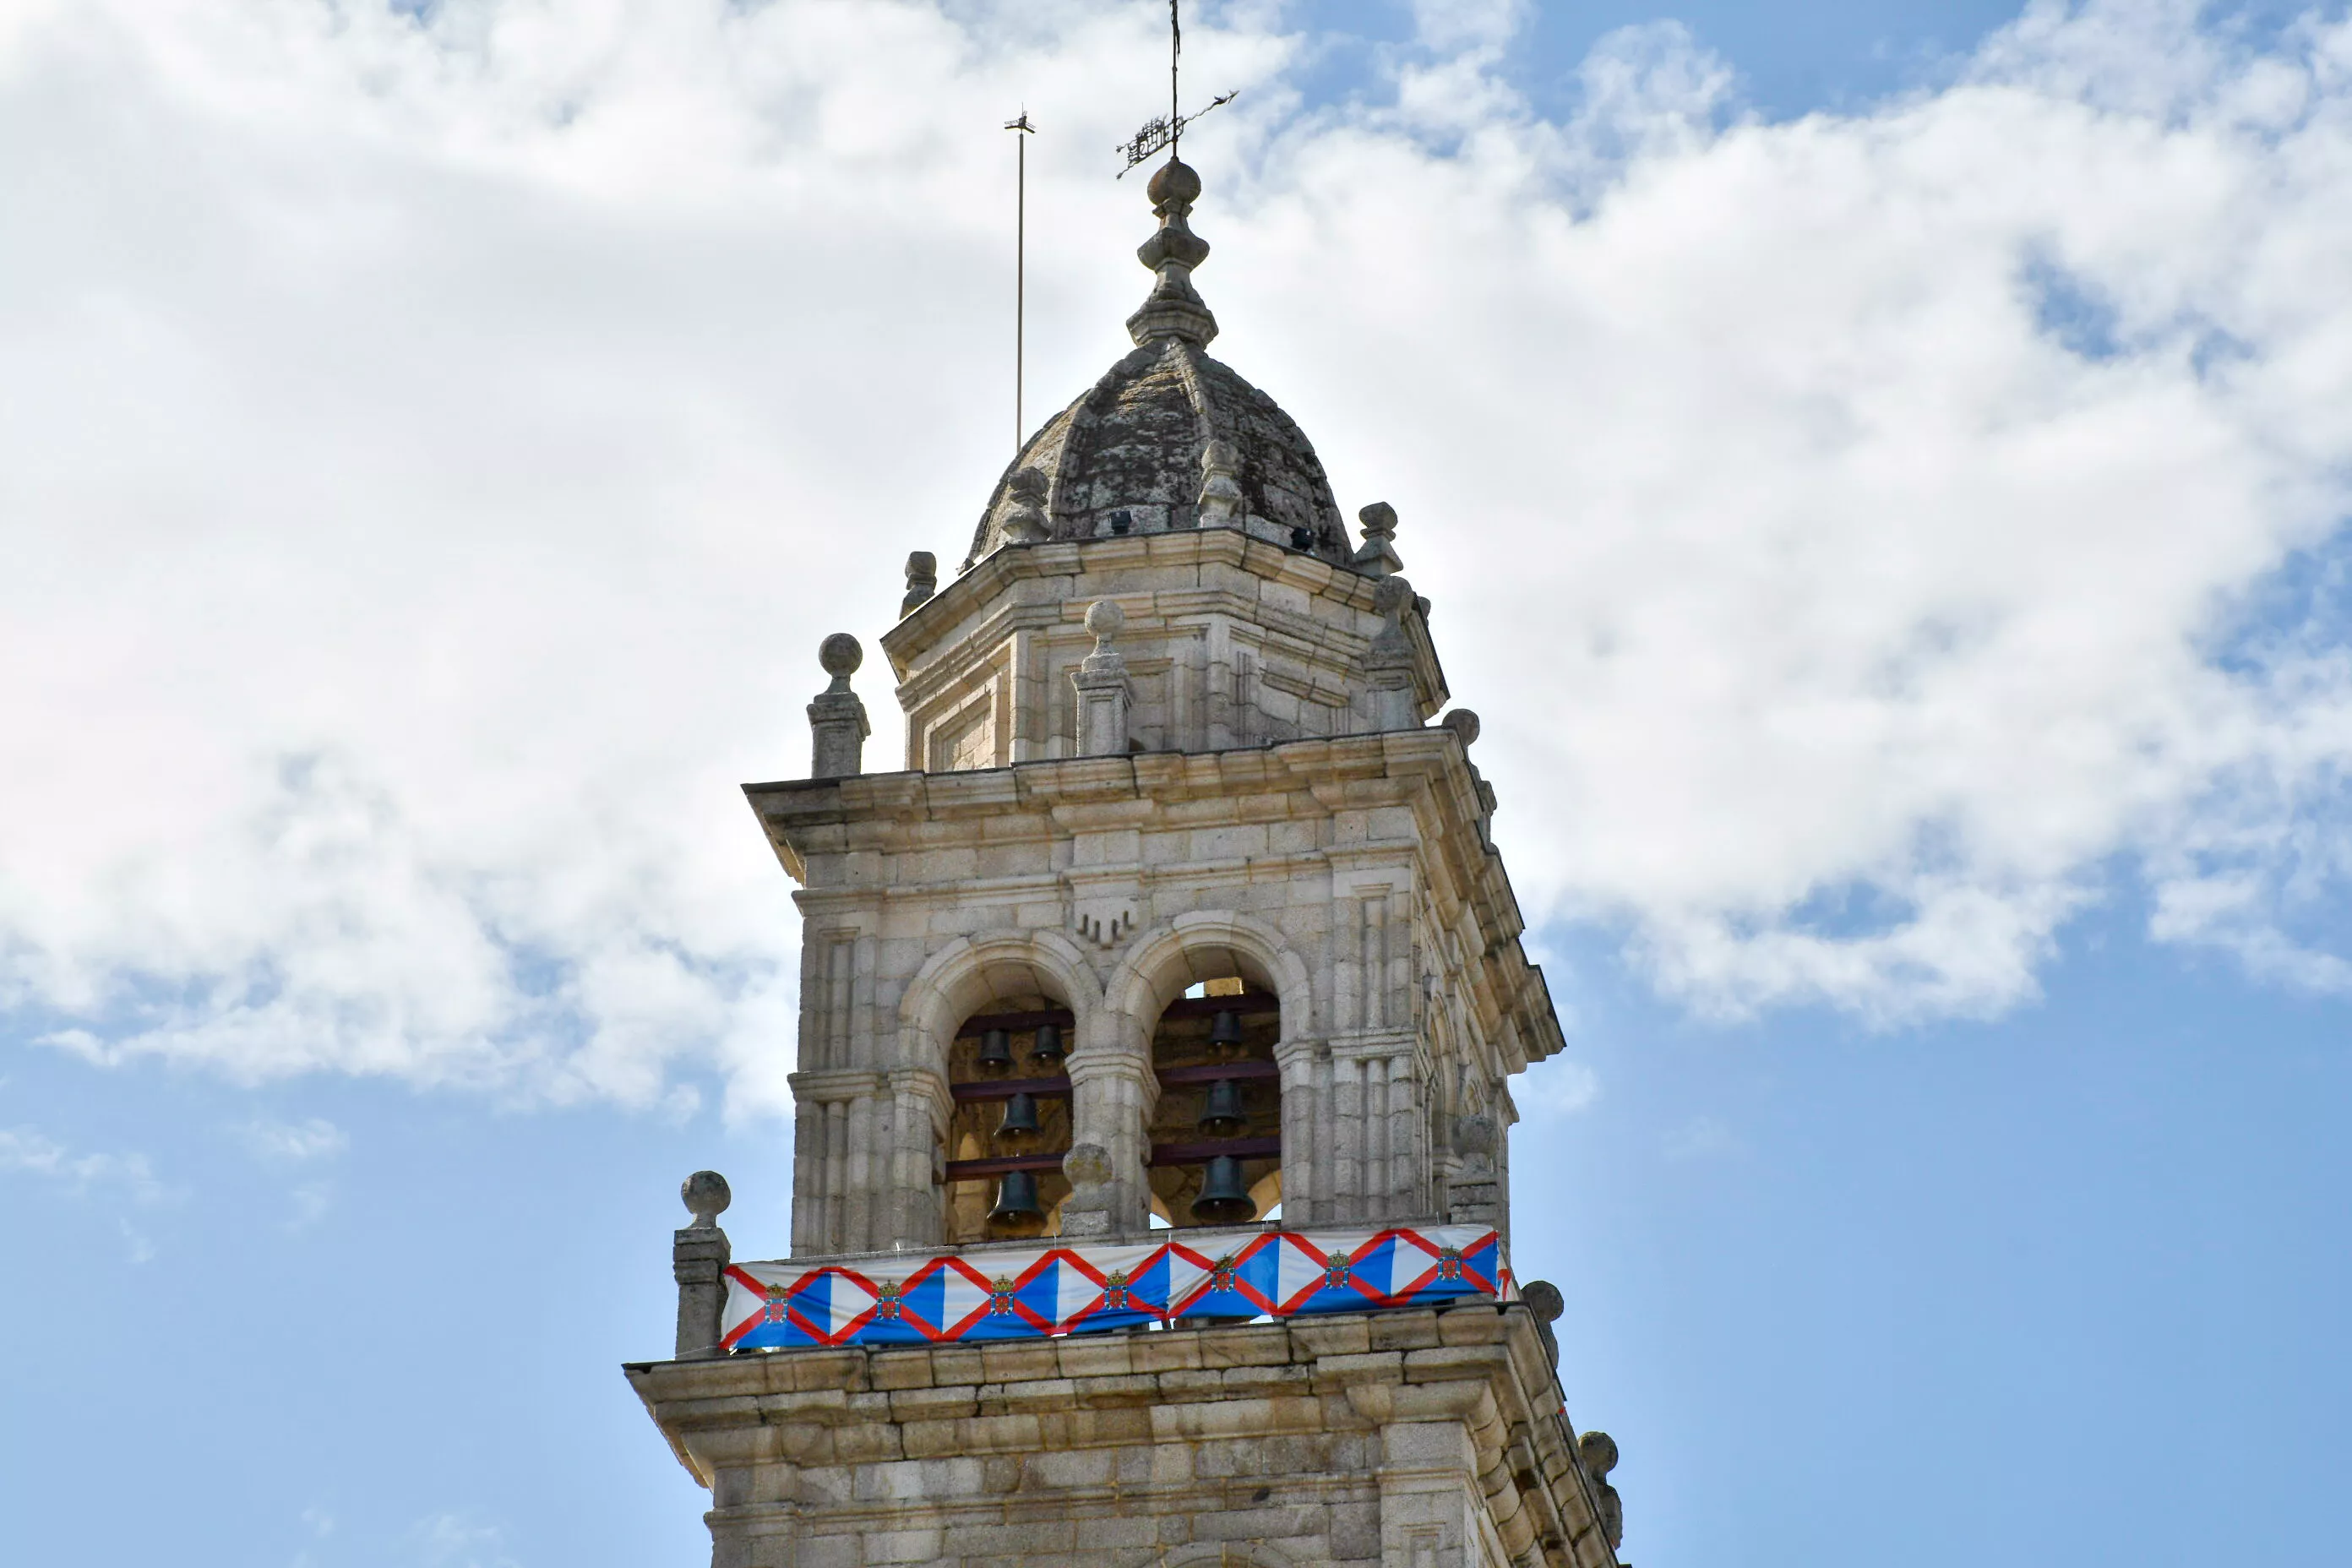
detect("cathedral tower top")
(634, 82), (1631, 1568)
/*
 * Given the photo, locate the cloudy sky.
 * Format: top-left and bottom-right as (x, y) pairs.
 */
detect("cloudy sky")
(4, 2), (2349, 1565)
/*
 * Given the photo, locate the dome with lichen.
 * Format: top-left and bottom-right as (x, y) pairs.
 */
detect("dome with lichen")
(962, 159), (1353, 572)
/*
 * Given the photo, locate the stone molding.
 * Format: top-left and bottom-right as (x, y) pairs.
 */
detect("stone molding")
(880, 530), (1449, 767)
(624, 1304), (1620, 1568)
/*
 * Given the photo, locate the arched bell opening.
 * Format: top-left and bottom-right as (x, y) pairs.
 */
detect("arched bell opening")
(1146, 971), (1283, 1228)
(943, 989), (1075, 1245)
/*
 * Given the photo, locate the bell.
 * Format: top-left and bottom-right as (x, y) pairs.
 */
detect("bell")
(1028, 1021), (1065, 1068)
(976, 1026), (1014, 1075)
(996, 1091), (1042, 1146)
(1190, 1155), (1255, 1224)
(1207, 1008), (1244, 1054)
(1196, 1077), (1246, 1137)
(988, 1169), (1047, 1237)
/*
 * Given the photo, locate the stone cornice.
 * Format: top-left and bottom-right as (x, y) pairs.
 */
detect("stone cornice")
(624, 1305), (1618, 1568)
(786, 1068), (885, 1103)
(881, 528), (1448, 718)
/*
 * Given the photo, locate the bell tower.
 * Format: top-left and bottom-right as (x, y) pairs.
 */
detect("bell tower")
(628, 158), (1628, 1568)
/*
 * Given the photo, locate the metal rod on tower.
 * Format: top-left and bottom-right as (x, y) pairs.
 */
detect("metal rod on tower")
(1004, 110), (1036, 451)
(1169, 0), (1180, 157)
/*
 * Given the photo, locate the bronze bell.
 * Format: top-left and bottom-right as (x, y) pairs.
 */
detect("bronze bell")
(1196, 1077), (1246, 1137)
(1207, 1007), (1244, 1054)
(1029, 1021), (1065, 1068)
(988, 1169), (1047, 1238)
(996, 1091), (1042, 1146)
(1190, 1154), (1255, 1224)
(976, 1026), (1014, 1075)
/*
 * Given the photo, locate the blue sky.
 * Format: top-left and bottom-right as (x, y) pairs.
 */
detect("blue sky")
(6, 3), (2352, 1565)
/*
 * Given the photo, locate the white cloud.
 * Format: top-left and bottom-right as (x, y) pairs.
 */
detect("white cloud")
(1410, 0), (1528, 56)
(1662, 1113), (1745, 1162)
(412, 1511), (517, 1568)
(286, 1179), (336, 1231)
(237, 1115), (349, 1162)
(1519, 1059), (1601, 1118)
(235, 1115), (347, 1227)
(1, 0), (2349, 1107)
(119, 1216), (158, 1265)
(0, 1124), (166, 1202)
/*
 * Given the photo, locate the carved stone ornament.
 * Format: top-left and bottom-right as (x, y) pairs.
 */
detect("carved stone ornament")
(1072, 896), (1139, 949)
(1351, 500), (1403, 577)
(1196, 439), (1244, 526)
(999, 467), (1050, 544)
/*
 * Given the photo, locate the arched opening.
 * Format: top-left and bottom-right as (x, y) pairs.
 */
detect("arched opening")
(942, 990), (1075, 1244)
(1146, 968), (1283, 1229)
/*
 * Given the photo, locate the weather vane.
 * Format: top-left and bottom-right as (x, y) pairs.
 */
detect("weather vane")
(1116, 0), (1235, 176)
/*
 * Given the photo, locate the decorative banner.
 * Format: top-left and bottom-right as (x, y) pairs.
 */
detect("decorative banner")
(719, 1225), (1508, 1351)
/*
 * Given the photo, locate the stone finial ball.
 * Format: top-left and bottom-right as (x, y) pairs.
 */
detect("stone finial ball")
(1148, 156), (1202, 208)
(1520, 1278), (1565, 1324)
(1577, 1430), (1620, 1477)
(1084, 600), (1125, 640)
(1358, 500), (1398, 534)
(1441, 708), (1482, 748)
(819, 632), (863, 678)
(681, 1169), (732, 1222)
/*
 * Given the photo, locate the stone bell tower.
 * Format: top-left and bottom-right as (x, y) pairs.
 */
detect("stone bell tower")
(627, 157), (1628, 1568)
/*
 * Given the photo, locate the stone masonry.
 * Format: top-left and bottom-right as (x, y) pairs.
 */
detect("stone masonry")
(627, 155), (1625, 1568)
(629, 1305), (1619, 1568)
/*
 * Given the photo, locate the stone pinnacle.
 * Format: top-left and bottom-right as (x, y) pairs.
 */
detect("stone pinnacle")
(1125, 156), (1219, 347)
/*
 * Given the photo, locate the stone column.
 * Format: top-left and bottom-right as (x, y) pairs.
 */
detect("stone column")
(672, 1171), (732, 1359)
(1275, 1036), (1322, 1224)
(822, 1099), (848, 1250)
(808, 633), (869, 780)
(887, 1066), (948, 1249)
(842, 1093), (875, 1250)
(788, 1097), (822, 1255)
(1067, 1023), (1154, 1233)
(1388, 1047), (1425, 1217)
(1071, 601), (1131, 757)
(1331, 1053), (1364, 1220)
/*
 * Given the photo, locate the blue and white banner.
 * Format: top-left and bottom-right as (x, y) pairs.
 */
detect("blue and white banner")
(719, 1225), (1509, 1351)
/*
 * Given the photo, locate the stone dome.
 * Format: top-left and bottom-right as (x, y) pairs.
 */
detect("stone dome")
(961, 158), (1353, 572)
(961, 340), (1351, 570)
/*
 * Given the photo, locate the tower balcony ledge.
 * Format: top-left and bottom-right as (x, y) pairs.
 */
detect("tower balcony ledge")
(625, 1285), (1620, 1568)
